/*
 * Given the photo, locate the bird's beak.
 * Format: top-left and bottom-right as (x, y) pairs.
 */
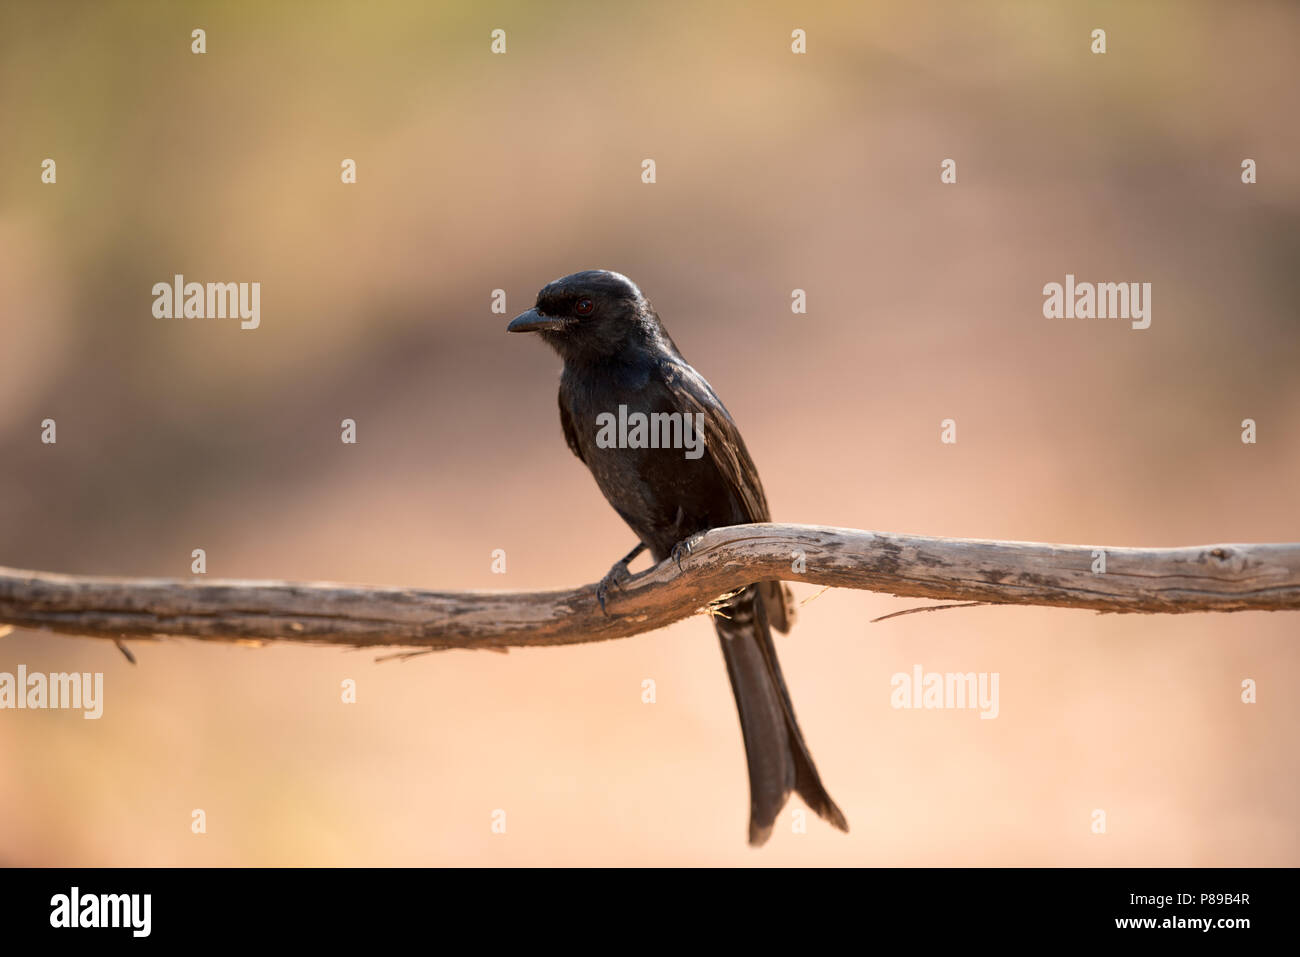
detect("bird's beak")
(507, 308), (566, 333)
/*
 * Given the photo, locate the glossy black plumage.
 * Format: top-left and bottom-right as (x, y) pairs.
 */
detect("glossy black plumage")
(509, 269), (847, 845)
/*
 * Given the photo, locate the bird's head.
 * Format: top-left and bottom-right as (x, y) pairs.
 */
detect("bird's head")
(508, 270), (669, 362)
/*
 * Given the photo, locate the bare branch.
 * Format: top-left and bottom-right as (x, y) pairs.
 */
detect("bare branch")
(1, 524), (1297, 652)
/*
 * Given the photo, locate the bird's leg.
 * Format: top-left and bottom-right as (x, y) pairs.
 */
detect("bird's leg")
(670, 532), (706, 570)
(665, 507), (706, 571)
(597, 542), (647, 615)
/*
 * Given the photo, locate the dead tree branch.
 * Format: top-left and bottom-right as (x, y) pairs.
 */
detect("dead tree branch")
(1, 524), (1297, 652)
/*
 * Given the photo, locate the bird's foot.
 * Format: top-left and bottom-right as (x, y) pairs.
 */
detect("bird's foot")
(671, 533), (704, 571)
(597, 559), (634, 615)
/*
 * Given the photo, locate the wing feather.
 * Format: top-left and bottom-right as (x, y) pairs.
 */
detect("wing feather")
(659, 358), (795, 632)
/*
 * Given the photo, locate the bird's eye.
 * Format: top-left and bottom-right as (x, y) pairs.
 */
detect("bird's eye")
(574, 298), (595, 316)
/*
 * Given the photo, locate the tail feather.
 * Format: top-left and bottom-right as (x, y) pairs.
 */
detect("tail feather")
(714, 584), (848, 845)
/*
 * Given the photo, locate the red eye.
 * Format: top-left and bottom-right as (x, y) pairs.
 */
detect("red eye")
(574, 298), (594, 316)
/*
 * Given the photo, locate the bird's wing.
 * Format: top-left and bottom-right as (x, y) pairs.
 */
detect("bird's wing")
(558, 390), (585, 462)
(660, 358), (770, 522)
(659, 357), (795, 633)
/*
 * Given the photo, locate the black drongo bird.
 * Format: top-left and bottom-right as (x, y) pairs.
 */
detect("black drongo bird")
(508, 269), (848, 845)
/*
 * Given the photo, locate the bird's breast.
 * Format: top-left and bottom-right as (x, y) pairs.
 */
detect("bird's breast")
(562, 374), (735, 555)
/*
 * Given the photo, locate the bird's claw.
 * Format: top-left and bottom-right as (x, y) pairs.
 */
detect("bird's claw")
(597, 560), (633, 616)
(671, 534), (701, 571)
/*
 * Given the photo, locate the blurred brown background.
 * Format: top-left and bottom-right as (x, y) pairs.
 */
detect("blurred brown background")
(1, 0), (1297, 865)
